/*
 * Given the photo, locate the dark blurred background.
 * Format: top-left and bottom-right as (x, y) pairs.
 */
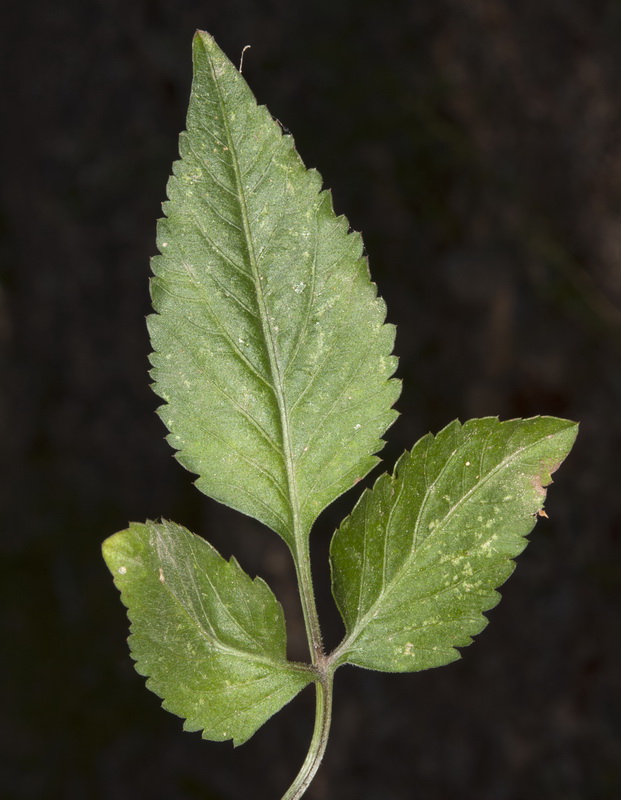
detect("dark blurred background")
(1, 1), (620, 798)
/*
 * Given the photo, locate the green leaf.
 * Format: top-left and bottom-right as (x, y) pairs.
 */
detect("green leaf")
(102, 520), (313, 745)
(148, 31), (400, 549)
(330, 416), (578, 672)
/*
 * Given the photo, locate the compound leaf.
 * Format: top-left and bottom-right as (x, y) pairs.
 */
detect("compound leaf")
(330, 416), (578, 672)
(102, 520), (313, 745)
(149, 32), (400, 549)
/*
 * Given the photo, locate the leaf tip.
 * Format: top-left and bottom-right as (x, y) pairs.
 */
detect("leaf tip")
(101, 537), (114, 570)
(102, 529), (126, 574)
(193, 29), (214, 49)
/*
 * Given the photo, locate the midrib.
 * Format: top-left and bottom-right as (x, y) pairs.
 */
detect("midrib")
(210, 61), (302, 548)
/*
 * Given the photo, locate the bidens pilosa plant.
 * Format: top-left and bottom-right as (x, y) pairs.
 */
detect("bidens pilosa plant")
(102, 31), (578, 800)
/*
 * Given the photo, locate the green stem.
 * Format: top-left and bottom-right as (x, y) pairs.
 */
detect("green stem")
(281, 670), (333, 800)
(292, 536), (324, 666)
(283, 530), (332, 799)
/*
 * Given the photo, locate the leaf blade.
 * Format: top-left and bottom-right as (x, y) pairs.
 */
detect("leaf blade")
(102, 520), (312, 745)
(149, 31), (400, 547)
(330, 417), (578, 672)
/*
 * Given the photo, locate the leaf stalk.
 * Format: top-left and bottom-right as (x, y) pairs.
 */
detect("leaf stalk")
(285, 528), (332, 798)
(292, 536), (324, 666)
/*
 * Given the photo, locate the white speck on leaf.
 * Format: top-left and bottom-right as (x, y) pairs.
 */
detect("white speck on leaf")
(118, 566), (127, 575)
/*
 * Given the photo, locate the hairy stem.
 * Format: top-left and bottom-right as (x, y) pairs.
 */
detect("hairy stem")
(281, 668), (333, 800)
(292, 536), (324, 665)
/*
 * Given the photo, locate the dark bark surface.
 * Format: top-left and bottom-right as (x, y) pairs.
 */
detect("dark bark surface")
(1, 1), (619, 798)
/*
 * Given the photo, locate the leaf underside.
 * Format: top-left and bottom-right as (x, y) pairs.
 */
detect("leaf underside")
(330, 416), (578, 672)
(102, 521), (312, 745)
(149, 31), (400, 548)
(102, 30), (579, 759)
